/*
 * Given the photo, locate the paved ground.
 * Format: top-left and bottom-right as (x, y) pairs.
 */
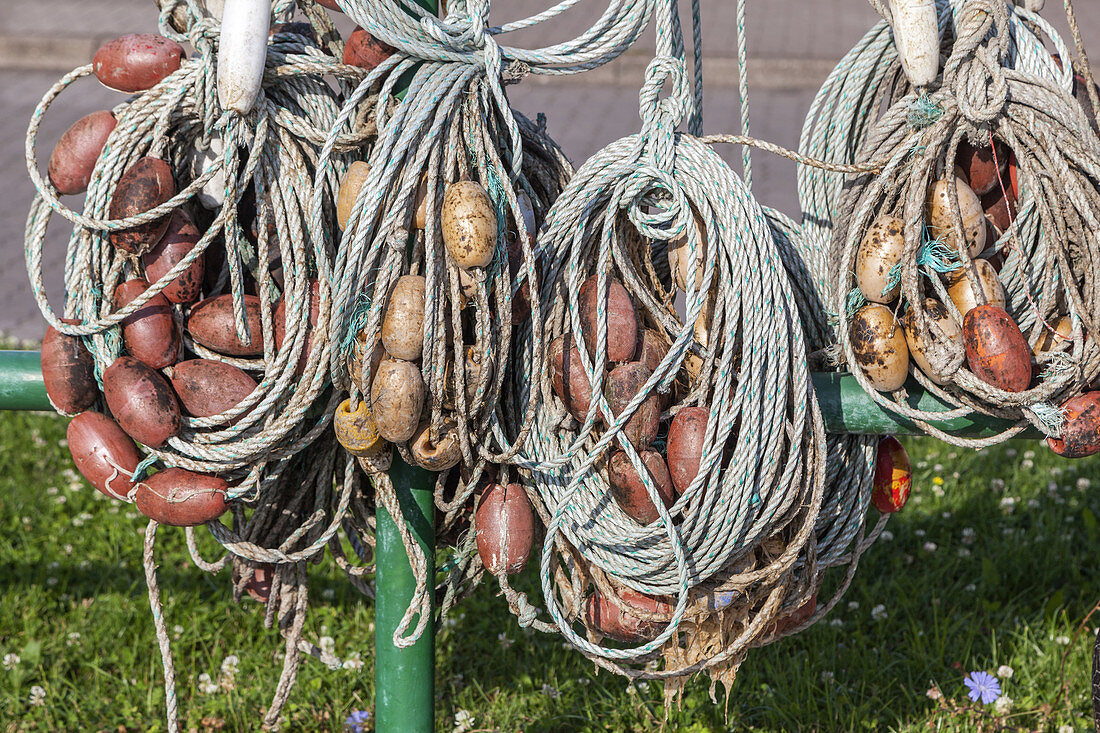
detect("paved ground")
(1, 1), (1097, 339)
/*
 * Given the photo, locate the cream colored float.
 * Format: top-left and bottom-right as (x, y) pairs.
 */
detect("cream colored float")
(888, 0), (940, 87)
(217, 0), (270, 114)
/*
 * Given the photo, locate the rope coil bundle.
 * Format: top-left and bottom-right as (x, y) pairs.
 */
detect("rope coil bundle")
(313, 0), (670, 646)
(24, 1), (391, 726)
(490, 28), (853, 694)
(830, 0), (1100, 450)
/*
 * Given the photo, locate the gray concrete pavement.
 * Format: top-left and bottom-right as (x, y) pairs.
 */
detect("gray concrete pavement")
(1, 1), (1098, 339)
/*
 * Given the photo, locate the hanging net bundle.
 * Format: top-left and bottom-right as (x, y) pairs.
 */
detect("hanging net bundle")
(829, 0), (1100, 451)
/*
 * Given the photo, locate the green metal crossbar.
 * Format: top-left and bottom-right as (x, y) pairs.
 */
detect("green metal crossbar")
(0, 349), (1040, 731)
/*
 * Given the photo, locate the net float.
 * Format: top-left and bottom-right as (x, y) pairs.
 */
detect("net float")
(442, 180), (497, 270)
(48, 110), (116, 195)
(413, 173), (429, 230)
(217, 0), (270, 115)
(170, 359), (257, 419)
(634, 329), (670, 375)
(604, 362), (661, 449)
(191, 134), (225, 210)
(442, 346), (490, 411)
(114, 279), (180, 370)
(1032, 314), (1073, 355)
(946, 259), (1006, 316)
(333, 398), (386, 457)
(770, 594), (818, 636)
(187, 294), (265, 356)
(577, 275), (638, 364)
(1047, 392), (1100, 458)
(871, 435), (912, 513)
(370, 358), (425, 442)
(981, 184), (1016, 233)
(666, 405), (708, 494)
(108, 157), (175, 255)
(474, 483), (535, 576)
(67, 411), (140, 501)
(233, 562), (274, 603)
(850, 304), (910, 392)
(926, 177), (986, 257)
(274, 279), (320, 376)
(666, 210), (706, 291)
(549, 333), (595, 421)
(963, 304), (1031, 392)
(381, 275), (426, 362)
(103, 356), (183, 448)
(343, 27), (395, 70)
(584, 589), (672, 644)
(347, 329), (385, 393)
(41, 318), (97, 414)
(336, 161), (371, 231)
(855, 215), (905, 304)
(135, 468), (229, 526)
(607, 449), (677, 525)
(955, 140), (1008, 197)
(902, 298), (962, 385)
(142, 209), (205, 304)
(409, 419), (462, 472)
(888, 0), (939, 87)
(93, 34), (184, 93)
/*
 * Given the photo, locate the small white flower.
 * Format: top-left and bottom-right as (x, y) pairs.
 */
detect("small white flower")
(29, 685), (45, 706)
(172, 624), (184, 637)
(497, 632), (513, 649)
(961, 528), (976, 545)
(1027, 499), (1040, 509)
(957, 547), (971, 558)
(453, 709), (475, 733)
(321, 587), (335, 600)
(820, 670), (834, 682)
(1058, 726), (1074, 733)
(879, 530), (894, 542)
(941, 512), (951, 519)
(62, 544), (73, 555)
(934, 463), (944, 472)
(540, 684), (561, 699)
(342, 652), (364, 671)
(2, 653), (20, 670)
(993, 695), (1013, 715)
(871, 604), (887, 621)
(319, 636), (336, 655)
(197, 672), (218, 695)
(932, 485), (945, 497)
(990, 478), (1005, 491)
(46, 577), (58, 587)
(829, 618), (843, 627)
(922, 542), (937, 553)
(1077, 478), (1091, 491)
(926, 686), (943, 701)
(1023, 450), (1035, 459)
(996, 665), (1013, 679)
(71, 516), (83, 527)
(847, 601), (859, 611)
(46, 487), (58, 496)
(220, 655), (239, 675)
(1021, 459), (1034, 470)
(66, 632), (81, 647)
(914, 529), (927, 538)
(965, 583), (977, 592)
(1055, 635), (1071, 646)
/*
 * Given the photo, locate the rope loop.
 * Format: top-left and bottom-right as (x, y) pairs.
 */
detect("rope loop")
(945, 0), (1011, 124)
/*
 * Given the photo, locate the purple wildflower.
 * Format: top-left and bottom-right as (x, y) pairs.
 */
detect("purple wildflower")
(344, 709), (372, 732)
(963, 671), (1001, 704)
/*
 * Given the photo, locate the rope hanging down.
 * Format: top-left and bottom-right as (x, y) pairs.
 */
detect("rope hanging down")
(831, 0), (1100, 451)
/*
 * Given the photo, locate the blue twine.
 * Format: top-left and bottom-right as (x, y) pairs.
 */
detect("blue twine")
(906, 93), (944, 129)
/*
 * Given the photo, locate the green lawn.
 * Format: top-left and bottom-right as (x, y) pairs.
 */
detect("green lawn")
(0, 407), (1098, 731)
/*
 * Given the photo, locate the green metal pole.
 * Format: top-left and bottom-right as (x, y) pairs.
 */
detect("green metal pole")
(375, 455), (435, 733)
(0, 351), (50, 410)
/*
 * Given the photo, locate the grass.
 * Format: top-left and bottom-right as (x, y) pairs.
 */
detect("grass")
(0, 407), (1098, 731)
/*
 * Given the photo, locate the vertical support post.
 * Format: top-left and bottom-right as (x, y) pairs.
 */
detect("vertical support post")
(375, 454), (435, 733)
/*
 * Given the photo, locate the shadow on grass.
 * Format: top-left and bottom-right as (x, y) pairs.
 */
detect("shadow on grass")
(436, 442), (1100, 731)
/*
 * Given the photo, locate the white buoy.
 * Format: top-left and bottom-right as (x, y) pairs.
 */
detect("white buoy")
(1016, 0), (1045, 12)
(889, 0), (940, 88)
(191, 135), (226, 209)
(217, 0), (270, 114)
(200, 0), (226, 19)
